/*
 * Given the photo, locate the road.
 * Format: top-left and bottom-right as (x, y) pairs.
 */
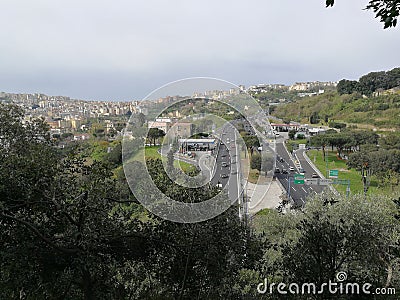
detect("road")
(185, 111), (331, 212)
(274, 139), (328, 207)
(210, 123), (243, 217)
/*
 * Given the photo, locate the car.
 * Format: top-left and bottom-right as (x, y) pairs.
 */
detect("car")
(220, 174), (229, 178)
(279, 158), (284, 163)
(221, 154), (227, 157)
(221, 162), (229, 167)
(312, 173), (319, 178)
(282, 169), (288, 174)
(299, 168), (305, 174)
(289, 166), (295, 172)
(274, 167), (280, 173)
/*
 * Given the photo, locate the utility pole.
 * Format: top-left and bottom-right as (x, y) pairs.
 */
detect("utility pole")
(326, 152), (329, 179)
(362, 162), (369, 200)
(346, 180), (351, 197)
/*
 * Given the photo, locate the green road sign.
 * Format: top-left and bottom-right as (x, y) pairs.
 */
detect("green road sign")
(329, 169), (339, 178)
(294, 174), (305, 184)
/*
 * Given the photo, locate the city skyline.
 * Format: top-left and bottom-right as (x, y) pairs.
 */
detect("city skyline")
(0, 0), (399, 101)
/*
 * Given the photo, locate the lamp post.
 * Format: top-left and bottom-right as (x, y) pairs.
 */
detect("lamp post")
(346, 181), (351, 197)
(326, 150), (329, 179)
(362, 162), (369, 200)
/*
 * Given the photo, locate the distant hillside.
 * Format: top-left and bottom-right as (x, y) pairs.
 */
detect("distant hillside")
(272, 67), (400, 131)
(273, 90), (400, 130)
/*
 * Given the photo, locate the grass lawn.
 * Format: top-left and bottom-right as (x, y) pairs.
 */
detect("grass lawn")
(248, 169), (260, 184)
(137, 146), (197, 174)
(307, 149), (383, 195)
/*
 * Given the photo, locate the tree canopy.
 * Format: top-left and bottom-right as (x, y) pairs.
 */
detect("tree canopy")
(337, 67), (400, 96)
(326, 0), (400, 28)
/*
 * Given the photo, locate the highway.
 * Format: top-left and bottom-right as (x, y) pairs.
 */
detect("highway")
(207, 112), (330, 211)
(274, 139), (327, 207)
(210, 123), (243, 217)
(247, 111), (329, 207)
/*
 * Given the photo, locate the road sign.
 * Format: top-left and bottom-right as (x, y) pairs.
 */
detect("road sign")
(329, 169), (339, 178)
(294, 174), (305, 184)
(333, 179), (350, 185)
(305, 178), (319, 185)
(319, 179), (333, 185)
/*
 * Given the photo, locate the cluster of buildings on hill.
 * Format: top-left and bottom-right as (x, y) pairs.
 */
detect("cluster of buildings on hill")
(0, 92), (150, 137)
(1, 80), (336, 141)
(247, 81), (338, 96)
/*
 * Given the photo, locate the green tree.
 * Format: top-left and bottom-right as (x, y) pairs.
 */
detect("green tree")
(288, 129), (296, 140)
(242, 135), (260, 150)
(250, 153), (262, 171)
(0, 104), (149, 299)
(106, 142), (122, 168)
(309, 111), (320, 124)
(358, 71), (389, 96)
(147, 128), (165, 146)
(380, 133), (400, 150)
(282, 192), (400, 297)
(337, 79), (359, 95)
(137, 158), (263, 299)
(326, 0), (400, 28)
(310, 134), (328, 160)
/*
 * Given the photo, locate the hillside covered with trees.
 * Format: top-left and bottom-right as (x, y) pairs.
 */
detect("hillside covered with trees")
(273, 67), (400, 130)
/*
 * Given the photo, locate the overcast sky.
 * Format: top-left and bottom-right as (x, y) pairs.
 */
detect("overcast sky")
(0, 0), (399, 101)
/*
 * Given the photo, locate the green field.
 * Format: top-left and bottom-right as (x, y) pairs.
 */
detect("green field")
(307, 149), (388, 195)
(133, 146), (197, 174)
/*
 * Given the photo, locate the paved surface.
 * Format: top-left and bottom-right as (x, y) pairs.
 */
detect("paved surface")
(160, 111), (334, 215)
(210, 123), (242, 213)
(274, 140), (330, 208)
(246, 179), (283, 214)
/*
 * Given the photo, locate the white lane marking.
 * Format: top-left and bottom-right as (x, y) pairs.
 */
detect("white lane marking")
(301, 187), (307, 193)
(235, 131), (240, 202)
(292, 187), (296, 192)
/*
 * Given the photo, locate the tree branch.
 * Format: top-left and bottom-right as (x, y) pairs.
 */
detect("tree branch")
(1, 212), (80, 255)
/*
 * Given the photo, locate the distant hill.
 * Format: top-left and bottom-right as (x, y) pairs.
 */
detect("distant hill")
(272, 68), (400, 131)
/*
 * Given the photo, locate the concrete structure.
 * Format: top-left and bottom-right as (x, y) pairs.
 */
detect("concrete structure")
(271, 123), (302, 132)
(169, 122), (194, 138)
(148, 121), (171, 133)
(178, 138), (216, 151)
(308, 127), (326, 136)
